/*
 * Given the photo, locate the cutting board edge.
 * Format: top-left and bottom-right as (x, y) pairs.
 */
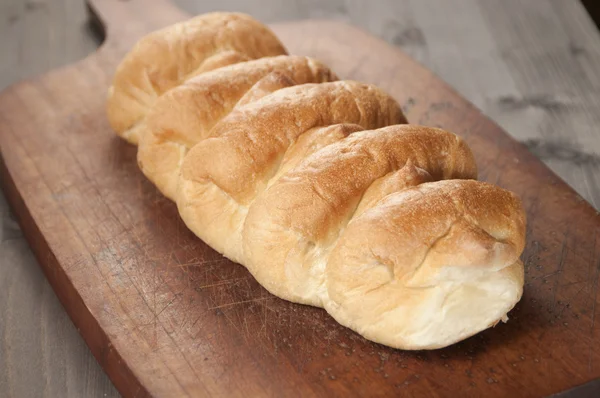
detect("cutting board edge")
(0, 154), (149, 398)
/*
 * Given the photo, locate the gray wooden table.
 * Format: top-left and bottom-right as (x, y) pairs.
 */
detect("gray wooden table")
(1, 0), (599, 396)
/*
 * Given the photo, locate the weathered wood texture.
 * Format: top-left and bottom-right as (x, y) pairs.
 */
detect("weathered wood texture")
(1, 0), (599, 397)
(0, 0), (118, 397)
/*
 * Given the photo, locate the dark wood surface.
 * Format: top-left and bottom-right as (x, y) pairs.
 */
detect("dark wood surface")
(1, 0), (600, 397)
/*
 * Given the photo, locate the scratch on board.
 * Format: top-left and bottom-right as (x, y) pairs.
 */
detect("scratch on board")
(176, 258), (230, 268)
(242, 311), (251, 340)
(196, 278), (247, 290)
(115, 213), (207, 387)
(559, 279), (588, 288)
(524, 239), (540, 274)
(208, 295), (244, 338)
(154, 294), (180, 320)
(260, 301), (278, 337)
(189, 310), (209, 335)
(531, 271), (561, 281)
(551, 233), (568, 313)
(209, 297), (273, 310)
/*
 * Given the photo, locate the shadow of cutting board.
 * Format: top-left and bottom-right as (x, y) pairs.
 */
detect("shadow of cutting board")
(0, 0), (599, 397)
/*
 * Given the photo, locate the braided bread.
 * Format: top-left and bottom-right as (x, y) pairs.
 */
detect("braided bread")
(106, 12), (287, 144)
(177, 81), (407, 263)
(107, 16), (526, 350)
(174, 101), (525, 348)
(243, 125), (478, 306)
(137, 55), (338, 200)
(324, 179), (525, 349)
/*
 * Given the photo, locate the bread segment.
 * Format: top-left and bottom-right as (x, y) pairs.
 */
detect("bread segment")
(137, 55), (337, 200)
(243, 126), (478, 306)
(324, 180), (525, 349)
(107, 12), (287, 144)
(177, 81), (406, 264)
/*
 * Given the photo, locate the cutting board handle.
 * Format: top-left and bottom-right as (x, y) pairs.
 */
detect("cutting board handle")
(87, 0), (187, 52)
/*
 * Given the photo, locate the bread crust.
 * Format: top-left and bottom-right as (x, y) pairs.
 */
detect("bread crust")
(324, 180), (526, 349)
(177, 81), (407, 263)
(137, 55), (338, 200)
(243, 125), (478, 305)
(106, 12), (287, 144)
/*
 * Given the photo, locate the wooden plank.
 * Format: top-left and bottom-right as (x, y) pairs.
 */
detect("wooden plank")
(476, 0), (600, 210)
(1, 0), (599, 396)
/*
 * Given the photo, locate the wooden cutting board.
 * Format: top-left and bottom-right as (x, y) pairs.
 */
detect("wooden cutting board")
(0, 0), (598, 397)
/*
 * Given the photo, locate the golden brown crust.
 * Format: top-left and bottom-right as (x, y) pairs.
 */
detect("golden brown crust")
(324, 180), (526, 349)
(353, 160), (433, 217)
(106, 12), (287, 144)
(242, 125), (478, 305)
(234, 71), (297, 108)
(177, 81), (406, 263)
(270, 123), (365, 183)
(137, 55), (338, 200)
(179, 81), (406, 204)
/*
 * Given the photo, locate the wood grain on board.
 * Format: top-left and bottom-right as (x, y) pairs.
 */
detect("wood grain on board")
(0, 0), (118, 397)
(0, 0), (599, 397)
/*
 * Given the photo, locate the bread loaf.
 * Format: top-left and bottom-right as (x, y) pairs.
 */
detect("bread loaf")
(107, 16), (527, 350)
(106, 12), (287, 144)
(137, 55), (338, 200)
